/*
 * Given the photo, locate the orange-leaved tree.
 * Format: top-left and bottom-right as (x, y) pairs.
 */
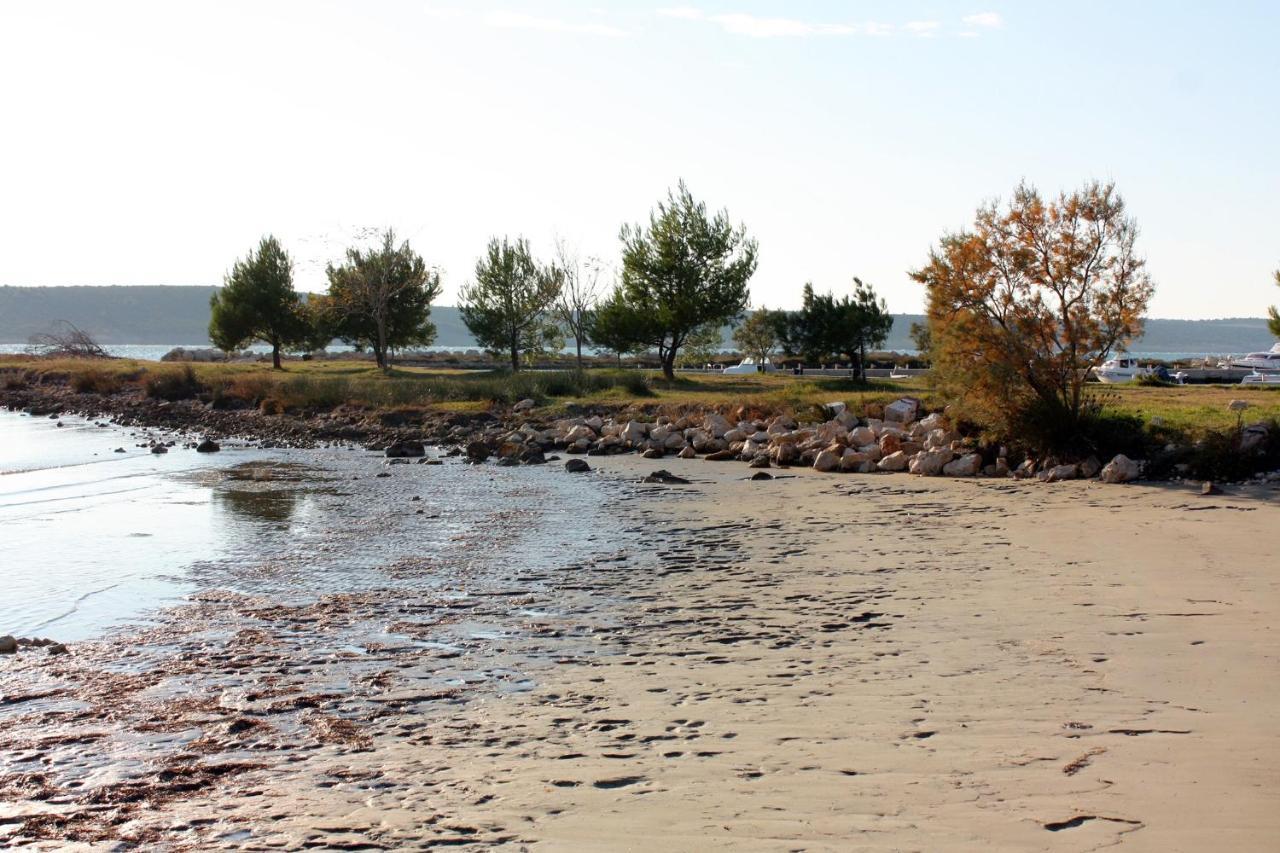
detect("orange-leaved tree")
(910, 181), (1154, 448)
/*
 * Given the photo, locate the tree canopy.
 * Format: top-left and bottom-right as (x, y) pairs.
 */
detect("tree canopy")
(733, 308), (778, 365)
(324, 229), (441, 370)
(552, 241), (604, 370)
(771, 279), (894, 378)
(606, 181), (757, 379)
(209, 235), (309, 368)
(460, 237), (563, 371)
(910, 180), (1154, 448)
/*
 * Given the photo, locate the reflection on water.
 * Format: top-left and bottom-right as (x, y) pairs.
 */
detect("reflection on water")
(208, 463), (332, 526)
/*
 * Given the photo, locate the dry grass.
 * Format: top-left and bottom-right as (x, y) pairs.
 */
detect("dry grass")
(2, 356), (1276, 433)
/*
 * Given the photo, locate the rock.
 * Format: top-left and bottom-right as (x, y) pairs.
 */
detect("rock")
(909, 449), (953, 476)
(1228, 399), (1251, 412)
(195, 438), (221, 453)
(918, 412), (946, 432)
(849, 426), (876, 446)
(564, 425), (595, 443)
(47, 643), (68, 656)
(0, 636), (15, 654)
(513, 398), (536, 412)
(1077, 456), (1102, 479)
(877, 450), (910, 472)
(621, 421), (647, 447)
(704, 449), (736, 461)
(813, 449), (840, 472)
(1201, 481), (1223, 495)
(519, 447), (547, 465)
(748, 454), (770, 469)
(464, 441), (490, 463)
(704, 413), (732, 438)
(723, 428), (747, 444)
(677, 445), (697, 459)
(884, 398), (920, 424)
(1240, 422), (1269, 454)
(114, 447), (126, 453)
(878, 433), (902, 455)
(384, 440), (426, 458)
(825, 401), (847, 417)
(750, 471), (773, 481)
(643, 469), (690, 485)
(564, 459), (591, 473)
(942, 452), (982, 477)
(1042, 463), (1079, 482)
(150, 445), (168, 455)
(1100, 454), (1141, 484)
(642, 448), (664, 459)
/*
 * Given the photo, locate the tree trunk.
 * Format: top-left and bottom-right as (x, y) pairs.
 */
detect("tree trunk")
(661, 350), (676, 381)
(271, 343), (282, 370)
(858, 342), (866, 382)
(510, 338), (520, 372)
(576, 338), (583, 372)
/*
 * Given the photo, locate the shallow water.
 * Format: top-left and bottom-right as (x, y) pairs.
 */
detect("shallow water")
(0, 409), (628, 643)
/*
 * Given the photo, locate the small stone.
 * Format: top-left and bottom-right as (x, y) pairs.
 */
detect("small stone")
(513, 398), (536, 411)
(642, 448), (664, 460)
(704, 449), (736, 461)
(150, 445), (168, 454)
(0, 636), (16, 654)
(677, 446), (697, 459)
(564, 459), (591, 473)
(748, 454), (770, 469)
(750, 472), (773, 481)
(643, 469), (690, 485)
(1201, 481), (1223, 495)
(46, 643), (68, 656)
(195, 439), (221, 453)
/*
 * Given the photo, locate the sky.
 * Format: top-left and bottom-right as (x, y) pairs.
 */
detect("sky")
(1, 1), (1277, 318)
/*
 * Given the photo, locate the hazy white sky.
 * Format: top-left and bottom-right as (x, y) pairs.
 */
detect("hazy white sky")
(1, 1), (1277, 318)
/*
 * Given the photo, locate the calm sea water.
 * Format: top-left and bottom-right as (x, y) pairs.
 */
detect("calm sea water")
(0, 409), (626, 644)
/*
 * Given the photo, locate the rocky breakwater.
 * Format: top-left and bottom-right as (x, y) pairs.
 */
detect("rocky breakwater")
(449, 396), (1149, 486)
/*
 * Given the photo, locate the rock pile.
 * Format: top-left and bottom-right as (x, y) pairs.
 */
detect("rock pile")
(449, 397), (1145, 485)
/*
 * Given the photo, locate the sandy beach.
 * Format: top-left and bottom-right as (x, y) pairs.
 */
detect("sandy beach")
(2, 451), (1277, 851)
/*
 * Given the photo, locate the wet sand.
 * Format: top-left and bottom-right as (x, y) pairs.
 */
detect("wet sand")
(2, 454), (1278, 850)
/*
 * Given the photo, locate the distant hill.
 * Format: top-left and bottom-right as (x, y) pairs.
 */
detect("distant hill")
(0, 286), (1274, 355)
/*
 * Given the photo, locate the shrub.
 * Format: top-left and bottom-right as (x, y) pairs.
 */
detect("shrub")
(70, 368), (124, 395)
(144, 365), (204, 401)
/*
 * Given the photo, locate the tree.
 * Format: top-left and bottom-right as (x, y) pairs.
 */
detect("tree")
(908, 320), (932, 360)
(325, 229), (441, 370)
(591, 288), (648, 367)
(552, 241), (604, 371)
(677, 322), (726, 368)
(910, 180), (1154, 447)
(1268, 267), (1280, 339)
(612, 181), (758, 379)
(460, 237), (563, 371)
(837, 278), (893, 381)
(769, 279), (893, 378)
(733, 308), (778, 365)
(209, 235), (309, 369)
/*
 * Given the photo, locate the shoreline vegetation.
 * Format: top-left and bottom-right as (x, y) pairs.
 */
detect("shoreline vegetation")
(2, 355), (1277, 484)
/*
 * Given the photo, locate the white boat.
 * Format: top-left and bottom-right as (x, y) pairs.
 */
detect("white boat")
(1093, 356), (1154, 384)
(723, 357), (778, 375)
(1231, 343), (1280, 373)
(1241, 370), (1280, 386)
